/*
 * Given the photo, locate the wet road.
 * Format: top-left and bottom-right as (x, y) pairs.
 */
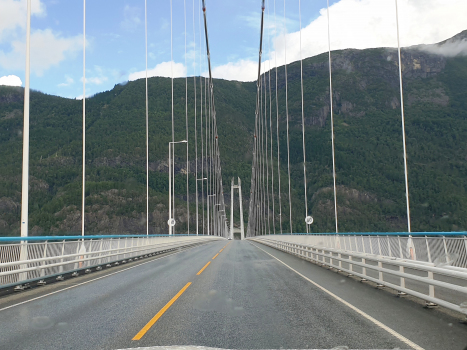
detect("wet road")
(0, 239), (466, 350)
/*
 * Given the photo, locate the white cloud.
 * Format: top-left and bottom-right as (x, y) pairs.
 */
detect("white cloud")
(0, 0), (45, 42)
(129, 61), (187, 81)
(218, 0), (467, 82)
(0, 29), (83, 76)
(0, 74), (22, 86)
(421, 36), (467, 57)
(58, 75), (74, 87)
(81, 66), (108, 85)
(211, 59), (258, 82)
(120, 5), (142, 32)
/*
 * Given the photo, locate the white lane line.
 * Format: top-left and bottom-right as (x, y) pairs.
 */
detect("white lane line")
(249, 242), (424, 350)
(0, 244), (207, 313)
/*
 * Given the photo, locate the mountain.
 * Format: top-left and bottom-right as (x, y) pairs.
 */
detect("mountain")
(1, 30), (467, 235)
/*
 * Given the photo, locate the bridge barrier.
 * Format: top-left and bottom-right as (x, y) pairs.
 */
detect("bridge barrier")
(249, 235), (467, 316)
(251, 233), (467, 268)
(0, 235), (223, 287)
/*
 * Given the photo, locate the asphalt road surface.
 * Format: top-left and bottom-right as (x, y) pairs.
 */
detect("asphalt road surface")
(0, 239), (466, 350)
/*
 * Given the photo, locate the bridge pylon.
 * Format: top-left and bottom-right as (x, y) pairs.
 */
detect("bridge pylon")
(230, 177), (245, 240)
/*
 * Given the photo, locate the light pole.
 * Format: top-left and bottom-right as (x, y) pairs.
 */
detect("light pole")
(196, 177), (208, 235)
(169, 140), (188, 235)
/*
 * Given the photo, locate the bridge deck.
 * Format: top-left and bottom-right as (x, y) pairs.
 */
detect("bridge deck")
(0, 240), (465, 350)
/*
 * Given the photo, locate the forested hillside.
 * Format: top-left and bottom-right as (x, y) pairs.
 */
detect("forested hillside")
(1, 30), (466, 235)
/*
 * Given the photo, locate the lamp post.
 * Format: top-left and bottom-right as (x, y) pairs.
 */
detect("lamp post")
(169, 140), (188, 235)
(196, 177), (208, 235)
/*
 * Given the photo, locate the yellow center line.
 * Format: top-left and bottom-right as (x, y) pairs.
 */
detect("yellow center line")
(212, 253), (219, 260)
(132, 282), (192, 341)
(196, 261), (211, 275)
(219, 249), (224, 252)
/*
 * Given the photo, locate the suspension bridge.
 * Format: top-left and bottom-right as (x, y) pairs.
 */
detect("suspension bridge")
(1, 0), (467, 349)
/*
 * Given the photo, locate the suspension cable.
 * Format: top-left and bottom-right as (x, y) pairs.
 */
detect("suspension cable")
(170, 0), (175, 235)
(81, 0), (86, 237)
(262, 69), (267, 235)
(247, 0), (266, 236)
(274, 0), (282, 234)
(184, 0), (190, 235)
(193, 0), (198, 235)
(199, 0), (205, 235)
(145, 0), (149, 236)
(327, 0), (338, 233)
(267, 0), (275, 235)
(284, 0), (293, 234)
(265, 72), (271, 235)
(298, 0), (309, 233)
(395, 0), (411, 233)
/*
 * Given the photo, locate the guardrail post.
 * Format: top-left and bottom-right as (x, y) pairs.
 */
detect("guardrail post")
(59, 240), (65, 273)
(428, 271), (435, 298)
(399, 265), (405, 289)
(443, 237), (448, 258)
(40, 241), (48, 277)
(464, 237), (467, 267)
(348, 255), (353, 275)
(425, 236), (432, 263)
(98, 239), (104, 265)
(378, 261), (383, 281)
(74, 242), (80, 270)
(377, 236), (382, 256)
(387, 236), (392, 257)
(362, 258), (366, 277)
(18, 241), (28, 282)
(398, 236), (403, 259)
(369, 236), (374, 255)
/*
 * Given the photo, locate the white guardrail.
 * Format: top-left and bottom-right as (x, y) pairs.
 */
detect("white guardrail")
(249, 234), (467, 316)
(0, 235), (223, 287)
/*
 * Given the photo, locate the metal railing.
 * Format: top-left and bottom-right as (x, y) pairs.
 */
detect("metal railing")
(0, 235), (223, 287)
(249, 234), (467, 316)
(252, 233), (467, 268)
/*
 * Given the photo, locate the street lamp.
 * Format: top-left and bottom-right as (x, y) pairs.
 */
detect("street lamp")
(168, 140), (188, 235)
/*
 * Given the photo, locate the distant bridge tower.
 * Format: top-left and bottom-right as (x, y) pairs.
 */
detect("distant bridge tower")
(230, 177), (245, 240)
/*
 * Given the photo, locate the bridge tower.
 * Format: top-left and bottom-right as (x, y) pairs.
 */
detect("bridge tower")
(230, 177), (245, 240)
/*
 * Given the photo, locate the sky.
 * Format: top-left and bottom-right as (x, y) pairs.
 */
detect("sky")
(0, 0), (466, 99)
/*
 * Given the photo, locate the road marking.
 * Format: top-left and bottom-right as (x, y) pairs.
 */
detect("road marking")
(219, 249), (224, 252)
(212, 253), (219, 260)
(197, 261), (211, 275)
(250, 242), (425, 350)
(132, 282), (191, 341)
(0, 246), (199, 313)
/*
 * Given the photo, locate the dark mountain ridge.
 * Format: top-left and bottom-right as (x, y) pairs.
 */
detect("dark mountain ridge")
(1, 30), (467, 235)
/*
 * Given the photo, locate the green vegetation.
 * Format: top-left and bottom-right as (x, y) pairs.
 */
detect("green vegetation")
(1, 39), (467, 235)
